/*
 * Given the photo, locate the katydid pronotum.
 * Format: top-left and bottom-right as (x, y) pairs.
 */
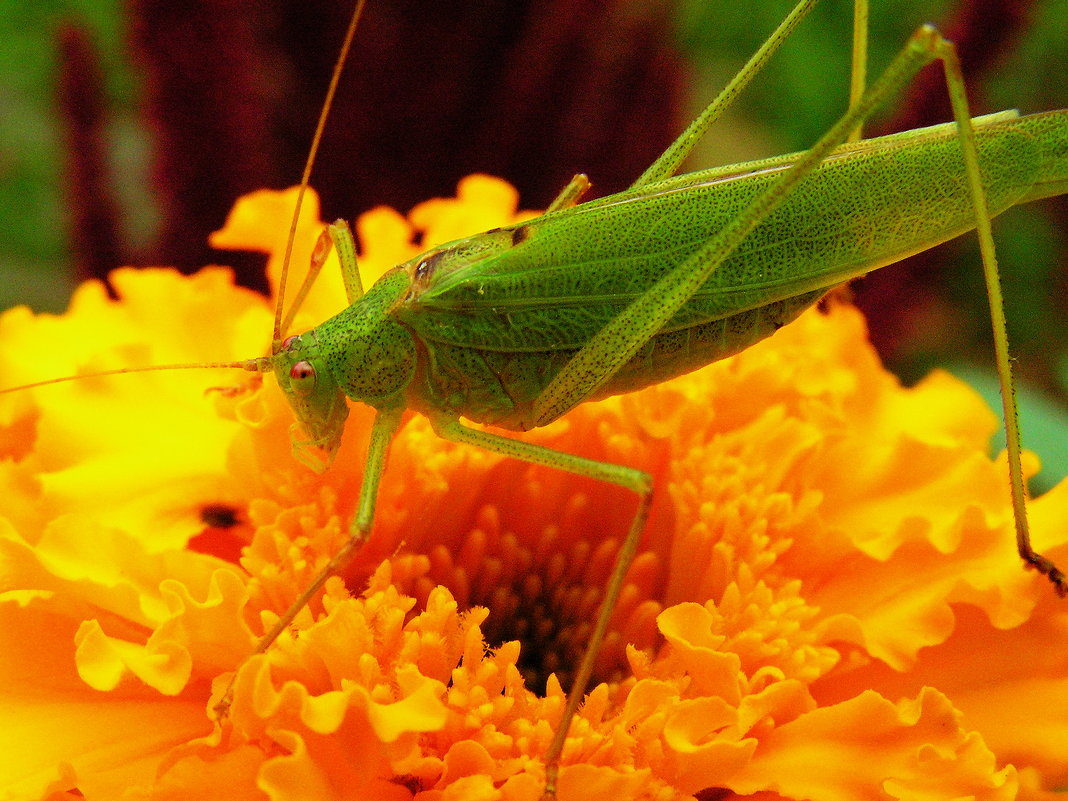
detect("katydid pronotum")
(3, 0), (1068, 797)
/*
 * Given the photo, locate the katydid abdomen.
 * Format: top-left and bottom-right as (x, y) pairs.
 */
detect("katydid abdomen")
(317, 109), (1068, 430)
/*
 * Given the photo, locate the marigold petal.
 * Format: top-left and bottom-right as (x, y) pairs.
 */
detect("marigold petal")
(555, 763), (653, 801)
(440, 774), (502, 801)
(368, 666), (450, 743)
(149, 742), (267, 801)
(154, 570), (256, 676)
(811, 485), (1068, 785)
(210, 187), (350, 333)
(355, 206), (418, 284)
(729, 688), (1017, 801)
(655, 603), (742, 701)
(2, 267), (269, 551)
(258, 722), (413, 801)
(0, 599), (209, 799)
(409, 175), (520, 248)
(660, 696), (756, 791)
(74, 618), (190, 694)
(208, 187), (321, 254)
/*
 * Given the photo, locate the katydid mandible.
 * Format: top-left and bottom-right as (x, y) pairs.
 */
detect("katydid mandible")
(3, 0), (1068, 797)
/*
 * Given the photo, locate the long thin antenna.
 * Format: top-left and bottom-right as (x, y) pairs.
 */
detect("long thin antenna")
(273, 0), (368, 347)
(0, 358), (271, 394)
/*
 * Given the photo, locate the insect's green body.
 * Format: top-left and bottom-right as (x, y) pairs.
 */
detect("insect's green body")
(279, 110), (1068, 443)
(8, 3), (1067, 795)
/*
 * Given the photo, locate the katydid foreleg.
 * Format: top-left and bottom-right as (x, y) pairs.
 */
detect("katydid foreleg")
(546, 174), (593, 213)
(214, 403), (404, 718)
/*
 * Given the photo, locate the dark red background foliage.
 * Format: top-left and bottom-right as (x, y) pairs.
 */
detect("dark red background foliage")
(58, 0), (684, 296)
(54, 0), (1063, 378)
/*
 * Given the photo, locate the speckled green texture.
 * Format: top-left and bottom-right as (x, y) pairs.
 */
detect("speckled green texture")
(315, 268), (417, 406)
(389, 111), (1067, 427)
(291, 111), (1067, 433)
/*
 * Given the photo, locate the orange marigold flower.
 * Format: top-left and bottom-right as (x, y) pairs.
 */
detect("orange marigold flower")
(1, 174), (1066, 800)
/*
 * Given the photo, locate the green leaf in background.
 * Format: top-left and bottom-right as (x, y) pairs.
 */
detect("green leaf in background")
(951, 362), (1068, 495)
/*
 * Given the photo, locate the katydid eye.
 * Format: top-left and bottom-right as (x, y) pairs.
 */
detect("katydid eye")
(289, 361), (316, 394)
(282, 335), (299, 350)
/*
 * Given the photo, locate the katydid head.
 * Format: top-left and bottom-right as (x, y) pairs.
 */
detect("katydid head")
(271, 332), (349, 473)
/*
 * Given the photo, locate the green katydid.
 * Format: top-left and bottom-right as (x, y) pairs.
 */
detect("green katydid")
(3, 0), (1068, 796)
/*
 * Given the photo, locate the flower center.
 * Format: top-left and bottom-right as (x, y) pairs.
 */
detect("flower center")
(479, 553), (607, 693)
(412, 504), (663, 694)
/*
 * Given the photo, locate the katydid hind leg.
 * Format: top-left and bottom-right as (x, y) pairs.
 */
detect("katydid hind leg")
(429, 416), (652, 798)
(518, 21), (1066, 788)
(634, 0), (875, 183)
(640, 0), (1060, 590)
(932, 36), (1068, 595)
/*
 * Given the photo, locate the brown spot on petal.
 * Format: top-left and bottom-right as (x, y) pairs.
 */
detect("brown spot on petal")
(188, 503), (248, 563)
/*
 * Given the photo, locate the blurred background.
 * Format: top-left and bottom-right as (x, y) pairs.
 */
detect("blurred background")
(0, 0), (1066, 488)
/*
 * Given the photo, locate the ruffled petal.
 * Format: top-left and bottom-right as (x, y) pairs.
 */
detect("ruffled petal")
(3, 178), (1064, 800)
(729, 688), (1017, 801)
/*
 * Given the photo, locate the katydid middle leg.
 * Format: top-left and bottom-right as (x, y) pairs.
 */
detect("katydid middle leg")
(428, 415), (652, 801)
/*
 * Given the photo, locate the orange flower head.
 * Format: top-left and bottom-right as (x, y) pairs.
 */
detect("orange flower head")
(1, 175), (1066, 800)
